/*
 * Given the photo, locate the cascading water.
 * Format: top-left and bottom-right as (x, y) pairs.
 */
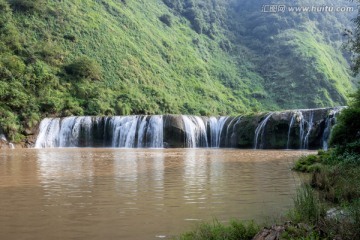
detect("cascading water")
(229, 117), (242, 147)
(137, 116), (148, 148)
(254, 113), (273, 149)
(286, 112), (297, 149)
(182, 116), (208, 148)
(35, 116), (164, 148)
(34, 107), (343, 150)
(147, 116), (164, 148)
(208, 116), (229, 148)
(298, 112), (305, 149)
(35, 118), (61, 148)
(224, 117), (237, 147)
(322, 107), (342, 150)
(303, 111), (314, 149)
(322, 117), (331, 151)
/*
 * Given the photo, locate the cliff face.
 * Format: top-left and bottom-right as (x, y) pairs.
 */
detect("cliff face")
(33, 107), (342, 150)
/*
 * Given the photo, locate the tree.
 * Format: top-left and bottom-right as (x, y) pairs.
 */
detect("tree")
(159, 14), (172, 27)
(8, 0), (45, 12)
(65, 57), (102, 81)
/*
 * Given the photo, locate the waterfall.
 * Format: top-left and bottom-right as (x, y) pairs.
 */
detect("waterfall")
(110, 116), (139, 148)
(35, 118), (61, 148)
(182, 116), (208, 148)
(147, 115), (164, 148)
(137, 116), (148, 148)
(208, 116), (229, 148)
(254, 113), (273, 149)
(296, 111), (316, 149)
(298, 112), (305, 149)
(303, 112), (314, 149)
(57, 117), (79, 147)
(286, 112), (296, 149)
(297, 111), (315, 149)
(183, 116), (234, 148)
(229, 117), (242, 148)
(224, 117), (237, 147)
(322, 108), (342, 150)
(322, 117), (331, 151)
(34, 107), (343, 149)
(35, 116), (164, 148)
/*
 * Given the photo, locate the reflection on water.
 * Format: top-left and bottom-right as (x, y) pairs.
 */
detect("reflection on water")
(0, 149), (310, 240)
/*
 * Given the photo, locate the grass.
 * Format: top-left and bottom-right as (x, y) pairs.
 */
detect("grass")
(175, 219), (260, 240)
(288, 185), (325, 225)
(289, 148), (360, 239)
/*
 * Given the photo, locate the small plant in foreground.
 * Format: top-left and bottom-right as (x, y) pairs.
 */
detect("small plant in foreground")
(288, 185), (324, 225)
(176, 219), (260, 240)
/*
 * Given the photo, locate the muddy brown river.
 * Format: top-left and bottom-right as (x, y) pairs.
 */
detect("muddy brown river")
(0, 149), (311, 239)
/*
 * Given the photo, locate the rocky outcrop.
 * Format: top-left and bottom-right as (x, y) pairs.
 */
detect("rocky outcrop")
(253, 222), (314, 240)
(0, 133), (15, 149)
(163, 115), (186, 148)
(250, 107), (342, 150)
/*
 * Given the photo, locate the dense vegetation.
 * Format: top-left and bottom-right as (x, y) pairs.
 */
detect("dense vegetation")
(0, 0), (357, 141)
(288, 90), (360, 239)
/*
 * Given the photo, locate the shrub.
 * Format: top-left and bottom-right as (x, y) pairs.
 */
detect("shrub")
(159, 14), (172, 27)
(0, 0), (11, 28)
(115, 102), (131, 115)
(63, 34), (76, 42)
(293, 154), (320, 172)
(1, 55), (26, 78)
(8, 0), (45, 12)
(219, 39), (232, 52)
(62, 98), (84, 116)
(0, 108), (22, 141)
(193, 17), (203, 34)
(65, 57), (102, 81)
(330, 89), (360, 148)
(177, 219), (260, 240)
(40, 41), (65, 66)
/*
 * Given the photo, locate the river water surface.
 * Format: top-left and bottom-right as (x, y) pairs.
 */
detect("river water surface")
(0, 149), (310, 239)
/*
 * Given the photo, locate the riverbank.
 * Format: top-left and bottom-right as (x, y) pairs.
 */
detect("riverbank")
(175, 148), (360, 240)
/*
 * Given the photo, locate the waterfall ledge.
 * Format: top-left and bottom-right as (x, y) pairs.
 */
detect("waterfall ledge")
(34, 107), (344, 149)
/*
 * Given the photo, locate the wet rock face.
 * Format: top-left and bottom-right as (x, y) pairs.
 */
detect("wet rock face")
(0, 133), (15, 149)
(0, 134), (7, 148)
(163, 115), (186, 148)
(256, 108), (342, 150)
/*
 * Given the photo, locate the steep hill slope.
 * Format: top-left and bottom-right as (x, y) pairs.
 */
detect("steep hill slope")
(0, 0), (356, 140)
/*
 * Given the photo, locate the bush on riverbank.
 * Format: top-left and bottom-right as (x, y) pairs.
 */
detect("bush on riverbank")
(176, 220), (260, 240)
(290, 149), (360, 239)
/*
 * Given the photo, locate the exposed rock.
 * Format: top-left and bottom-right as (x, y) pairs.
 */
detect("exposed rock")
(0, 134), (15, 149)
(254, 107), (343, 149)
(163, 115), (186, 148)
(253, 224), (286, 240)
(326, 208), (349, 221)
(253, 222), (315, 240)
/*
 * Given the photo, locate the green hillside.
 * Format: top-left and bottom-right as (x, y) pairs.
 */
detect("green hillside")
(0, 0), (357, 141)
